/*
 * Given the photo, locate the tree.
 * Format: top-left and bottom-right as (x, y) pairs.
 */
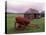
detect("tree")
(40, 11), (45, 17)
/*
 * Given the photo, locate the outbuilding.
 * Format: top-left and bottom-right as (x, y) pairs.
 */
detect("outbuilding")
(24, 8), (40, 20)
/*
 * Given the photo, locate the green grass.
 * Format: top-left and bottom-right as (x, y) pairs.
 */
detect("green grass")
(7, 14), (45, 34)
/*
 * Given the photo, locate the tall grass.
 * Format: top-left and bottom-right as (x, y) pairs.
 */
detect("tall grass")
(7, 14), (45, 34)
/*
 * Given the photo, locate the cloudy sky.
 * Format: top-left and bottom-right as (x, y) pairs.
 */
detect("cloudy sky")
(7, 0), (45, 13)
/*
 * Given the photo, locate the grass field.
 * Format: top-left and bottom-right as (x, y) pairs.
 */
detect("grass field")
(7, 13), (45, 34)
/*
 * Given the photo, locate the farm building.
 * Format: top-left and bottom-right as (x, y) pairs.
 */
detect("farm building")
(24, 8), (41, 20)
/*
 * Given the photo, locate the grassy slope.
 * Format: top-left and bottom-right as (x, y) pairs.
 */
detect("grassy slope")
(7, 14), (45, 34)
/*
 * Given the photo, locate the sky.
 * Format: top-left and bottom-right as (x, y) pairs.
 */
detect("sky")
(7, 0), (45, 13)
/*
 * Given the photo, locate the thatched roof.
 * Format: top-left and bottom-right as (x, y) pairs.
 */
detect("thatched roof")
(25, 8), (39, 14)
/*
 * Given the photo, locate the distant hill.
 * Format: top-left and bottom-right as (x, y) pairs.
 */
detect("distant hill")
(5, 12), (24, 15)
